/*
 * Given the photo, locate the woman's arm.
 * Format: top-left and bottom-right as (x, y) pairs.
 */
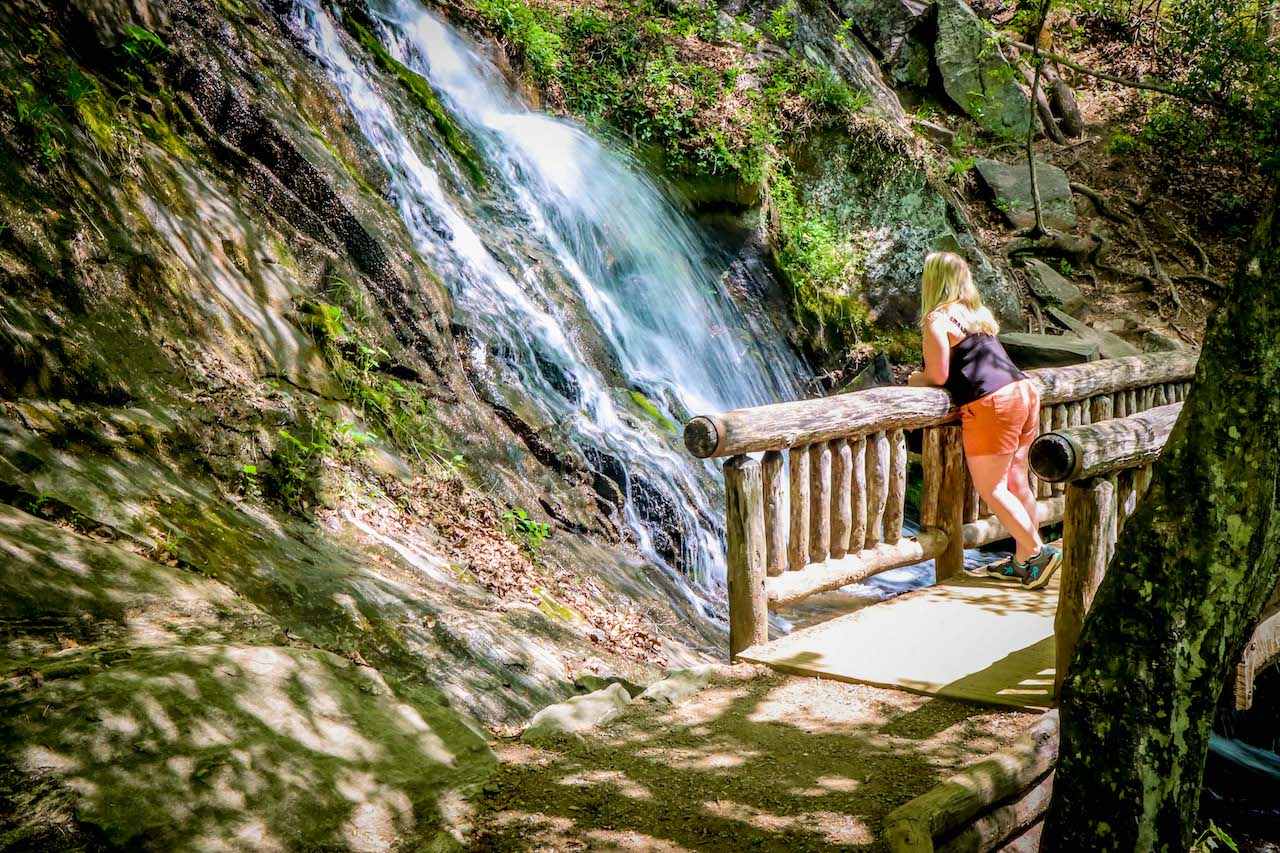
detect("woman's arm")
(907, 313), (952, 387)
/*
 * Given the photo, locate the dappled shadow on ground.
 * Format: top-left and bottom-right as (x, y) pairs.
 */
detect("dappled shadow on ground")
(472, 668), (1034, 852)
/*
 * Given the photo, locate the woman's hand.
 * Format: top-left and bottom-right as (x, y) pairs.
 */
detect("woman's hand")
(907, 370), (929, 387)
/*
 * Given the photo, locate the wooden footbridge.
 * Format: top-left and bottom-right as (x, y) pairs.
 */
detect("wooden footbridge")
(685, 352), (1280, 715)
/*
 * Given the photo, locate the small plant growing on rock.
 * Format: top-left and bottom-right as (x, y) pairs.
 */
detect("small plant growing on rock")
(503, 507), (551, 556)
(241, 464), (261, 498)
(765, 2), (795, 42)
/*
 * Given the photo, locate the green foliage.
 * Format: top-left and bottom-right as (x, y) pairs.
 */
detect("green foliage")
(1105, 131), (1138, 154)
(12, 80), (65, 164)
(476, 0), (564, 76)
(770, 171), (871, 347)
(946, 156), (975, 184)
(502, 507), (551, 555)
(241, 464), (262, 499)
(299, 298), (464, 474)
(765, 2), (796, 42)
(1191, 820), (1238, 853)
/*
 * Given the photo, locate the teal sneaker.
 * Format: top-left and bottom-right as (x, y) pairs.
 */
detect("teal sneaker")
(1019, 545), (1062, 590)
(985, 559), (1028, 582)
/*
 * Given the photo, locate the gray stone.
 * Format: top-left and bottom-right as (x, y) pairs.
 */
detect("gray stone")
(834, 0), (933, 63)
(1023, 258), (1085, 316)
(935, 0), (1032, 137)
(1046, 307), (1141, 360)
(787, 0), (907, 123)
(1142, 329), (1190, 353)
(840, 351), (894, 393)
(521, 683), (632, 741)
(638, 664), (719, 705)
(999, 332), (1100, 368)
(974, 158), (1077, 231)
(915, 119), (957, 149)
(887, 33), (932, 88)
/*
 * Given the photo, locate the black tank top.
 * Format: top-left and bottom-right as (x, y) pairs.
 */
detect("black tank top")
(937, 314), (1026, 406)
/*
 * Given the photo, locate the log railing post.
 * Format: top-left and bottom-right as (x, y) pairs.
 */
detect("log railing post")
(935, 425), (966, 581)
(886, 428), (907, 545)
(920, 428), (942, 529)
(831, 438), (852, 559)
(810, 441), (832, 562)
(762, 450), (786, 577)
(866, 431), (889, 550)
(1057, 474), (1117, 697)
(851, 435), (868, 554)
(788, 446), (810, 570)
(725, 455), (767, 659)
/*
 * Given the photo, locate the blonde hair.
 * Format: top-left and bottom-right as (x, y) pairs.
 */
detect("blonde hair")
(920, 251), (998, 335)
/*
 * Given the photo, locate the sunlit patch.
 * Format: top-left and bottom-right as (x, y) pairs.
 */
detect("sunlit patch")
(558, 769), (651, 799)
(22, 745), (79, 773)
(582, 828), (694, 851)
(804, 809), (874, 844)
(661, 687), (743, 726)
(701, 798), (796, 831)
(791, 773), (861, 796)
(487, 809), (576, 832)
(634, 746), (752, 770)
(494, 743), (559, 767)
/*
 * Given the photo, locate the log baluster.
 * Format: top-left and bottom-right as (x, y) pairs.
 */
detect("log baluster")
(810, 441), (832, 563)
(1155, 384), (1168, 408)
(920, 428), (942, 529)
(788, 446), (810, 570)
(1115, 391), (1128, 419)
(865, 431), (890, 550)
(762, 450), (786, 577)
(1117, 468), (1137, 533)
(1089, 393), (1114, 425)
(1127, 388), (1140, 416)
(725, 455), (767, 659)
(851, 436), (868, 554)
(830, 439), (852, 560)
(964, 467), (980, 524)
(885, 428), (907, 545)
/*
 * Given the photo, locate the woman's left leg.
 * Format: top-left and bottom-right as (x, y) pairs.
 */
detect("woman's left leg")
(968, 451), (1044, 563)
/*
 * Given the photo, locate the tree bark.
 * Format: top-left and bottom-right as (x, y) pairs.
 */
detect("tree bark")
(1043, 189), (1280, 849)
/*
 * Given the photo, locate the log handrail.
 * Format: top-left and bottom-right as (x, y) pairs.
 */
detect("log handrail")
(685, 352), (1197, 459)
(1029, 403), (1182, 483)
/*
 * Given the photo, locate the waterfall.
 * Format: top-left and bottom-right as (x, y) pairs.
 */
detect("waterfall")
(284, 0), (811, 623)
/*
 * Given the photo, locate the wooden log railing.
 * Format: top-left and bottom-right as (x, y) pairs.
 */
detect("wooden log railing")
(1032, 404), (1280, 709)
(1029, 404), (1181, 698)
(684, 352), (1199, 659)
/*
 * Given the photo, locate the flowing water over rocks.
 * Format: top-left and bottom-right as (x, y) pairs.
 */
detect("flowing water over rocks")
(285, 0), (811, 619)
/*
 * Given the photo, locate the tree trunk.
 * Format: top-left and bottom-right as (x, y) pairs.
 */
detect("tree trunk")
(1043, 190), (1280, 849)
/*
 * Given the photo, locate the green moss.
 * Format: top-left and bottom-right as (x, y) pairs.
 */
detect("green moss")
(340, 15), (487, 188)
(768, 171), (873, 353)
(534, 586), (580, 623)
(628, 390), (676, 433)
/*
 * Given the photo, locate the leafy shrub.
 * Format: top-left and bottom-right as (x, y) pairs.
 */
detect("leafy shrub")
(503, 507), (551, 555)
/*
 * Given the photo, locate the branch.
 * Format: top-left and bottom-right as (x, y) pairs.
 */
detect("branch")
(1005, 39), (1210, 104)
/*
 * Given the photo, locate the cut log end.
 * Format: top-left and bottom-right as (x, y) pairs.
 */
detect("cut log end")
(1029, 433), (1078, 483)
(684, 416), (721, 458)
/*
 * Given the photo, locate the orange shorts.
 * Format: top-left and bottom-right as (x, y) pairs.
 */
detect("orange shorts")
(960, 379), (1040, 457)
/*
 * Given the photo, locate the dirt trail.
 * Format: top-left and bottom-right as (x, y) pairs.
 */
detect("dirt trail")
(472, 665), (1034, 851)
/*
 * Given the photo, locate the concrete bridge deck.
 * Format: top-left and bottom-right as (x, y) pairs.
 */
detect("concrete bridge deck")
(739, 568), (1060, 711)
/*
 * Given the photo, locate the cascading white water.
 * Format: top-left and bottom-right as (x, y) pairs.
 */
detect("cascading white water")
(285, 0), (810, 622)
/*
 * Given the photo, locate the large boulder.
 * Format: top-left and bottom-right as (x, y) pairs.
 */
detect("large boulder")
(975, 158), (1077, 231)
(787, 130), (1021, 333)
(1024, 258), (1086, 316)
(835, 0), (933, 64)
(935, 0), (1032, 137)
